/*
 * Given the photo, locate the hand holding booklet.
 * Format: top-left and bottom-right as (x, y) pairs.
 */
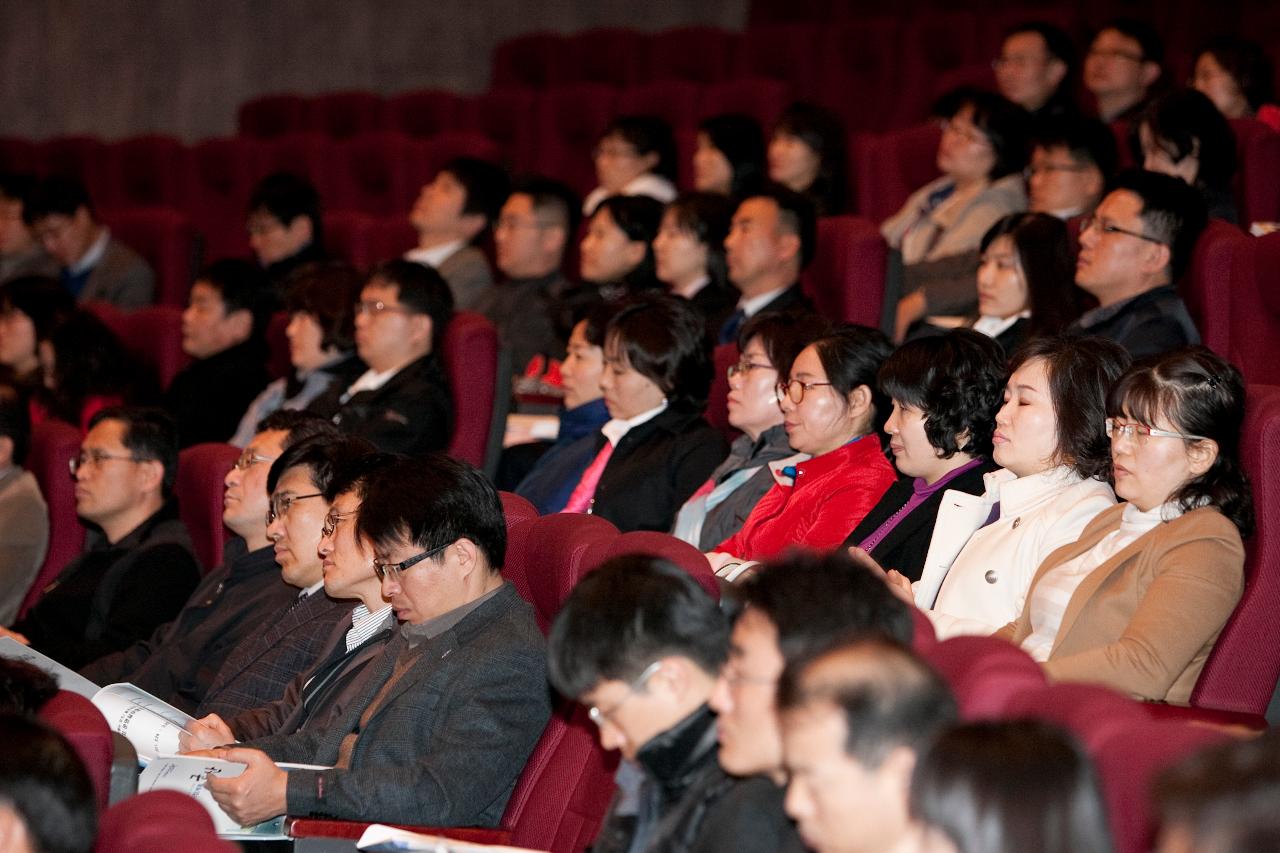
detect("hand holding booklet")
(356, 824), (547, 852)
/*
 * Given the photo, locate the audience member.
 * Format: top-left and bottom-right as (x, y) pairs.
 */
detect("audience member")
(719, 184), (816, 344)
(0, 715), (96, 853)
(1084, 18), (1164, 123)
(79, 412), (336, 714)
(0, 275), (72, 390)
(164, 259), (271, 447)
(550, 555), (797, 853)
(405, 156), (509, 311)
(694, 113), (767, 198)
(0, 174), (58, 285)
(246, 172), (326, 293)
(478, 176), (582, 374)
(883, 91), (1031, 341)
(654, 192), (738, 338)
(512, 303), (614, 513)
(308, 259), (453, 455)
(1134, 89), (1239, 222)
(844, 331), (1004, 581)
(24, 175), (154, 308)
(708, 325), (896, 572)
(880, 336), (1125, 639)
(1192, 36), (1280, 131)
(580, 194), (665, 302)
(1071, 169), (1208, 358)
(204, 455), (548, 828)
(0, 659), (57, 715)
(777, 637), (958, 853)
(993, 22), (1078, 120)
(2, 407), (199, 668)
(563, 295), (725, 531)
(1027, 117), (1117, 219)
(230, 262), (364, 447)
(905, 720), (1112, 853)
(0, 385), (46, 625)
(674, 311), (829, 550)
(768, 102), (848, 216)
(31, 309), (149, 435)
(996, 347), (1252, 704)
(583, 115), (678, 215)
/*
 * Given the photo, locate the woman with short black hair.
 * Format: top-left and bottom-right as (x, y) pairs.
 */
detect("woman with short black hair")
(580, 195), (665, 303)
(694, 113), (767, 198)
(768, 102), (848, 216)
(653, 192), (738, 338)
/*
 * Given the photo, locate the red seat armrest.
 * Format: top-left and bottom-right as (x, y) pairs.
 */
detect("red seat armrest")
(286, 817), (512, 845)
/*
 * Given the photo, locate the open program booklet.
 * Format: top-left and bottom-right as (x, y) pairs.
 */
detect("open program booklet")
(357, 825), (546, 852)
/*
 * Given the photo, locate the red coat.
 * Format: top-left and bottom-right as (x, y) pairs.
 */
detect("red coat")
(715, 436), (897, 561)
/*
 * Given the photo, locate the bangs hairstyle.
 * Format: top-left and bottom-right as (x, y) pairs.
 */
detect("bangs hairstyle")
(947, 90), (1034, 181)
(698, 113), (767, 198)
(879, 329), (1005, 459)
(605, 295), (712, 408)
(594, 194), (664, 291)
(737, 310), (832, 379)
(284, 262), (362, 352)
(773, 102), (848, 215)
(1197, 36), (1276, 113)
(1134, 90), (1237, 195)
(356, 453), (506, 573)
(1106, 346), (1253, 537)
(810, 324), (895, 443)
(600, 115), (678, 184)
(664, 192), (735, 290)
(547, 555), (728, 699)
(1008, 335), (1130, 481)
(979, 212), (1083, 336)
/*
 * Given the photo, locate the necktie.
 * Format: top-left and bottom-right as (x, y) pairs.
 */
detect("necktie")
(719, 309), (746, 345)
(563, 442), (616, 514)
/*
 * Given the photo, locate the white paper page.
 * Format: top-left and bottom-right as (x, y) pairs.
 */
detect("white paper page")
(139, 755), (287, 840)
(91, 682), (194, 761)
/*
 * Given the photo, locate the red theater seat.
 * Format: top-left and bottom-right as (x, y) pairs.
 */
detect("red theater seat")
(18, 419), (84, 619)
(96, 790), (238, 853)
(326, 132), (413, 216)
(606, 531), (719, 599)
(366, 216), (418, 268)
(258, 133), (334, 200)
(734, 24), (820, 94)
(106, 305), (190, 390)
(387, 90), (465, 138)
(176, 443), (239, 573)
(460, 88), (538, 173)
(307, 91), (387, 139)
(323, 210), (377, 269)
(921, 636), (1046, 720)
(1229, 116), (1280, 226)
(492, 32), (563, 89)
(407, 132), (504, 201)
(0, 136), (41, 173)
(616, 81), (702, 133)
(237, 93), (309, 139)
(99, 207), (198, 307)
(185, 136), (268, 261)
(102, 135), (188, 209)
(514, 513), (618, 632)
(855, 122), (942, 223)
(38, 691), (112, 812)
(561, 28), (641, 87)
(534, 84), (619, 194)
(40, 136), (109, 201)
(1231, 232), (1280, 385)
(643, 27), (738, 84)
(699, 78), (791, 134)
(1182, 218), (1249, 357)
(442, 312), (503, 471)
(801, 215), (888, 326)
(706, 342), (739, 442)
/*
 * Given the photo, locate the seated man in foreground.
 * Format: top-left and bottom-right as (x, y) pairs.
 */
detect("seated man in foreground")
(204, 454), (549, 827)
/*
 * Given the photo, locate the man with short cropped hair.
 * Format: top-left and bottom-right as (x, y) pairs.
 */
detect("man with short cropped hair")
(406, 157), (509, 311)
(993, 21), (1076, 119)
(1084, 18), (1164, 123)
(247, 172), (327, 290)
(0, 173), (58, 285)
(778, 637), (958, 853)
(1027, 117), (1117, 219)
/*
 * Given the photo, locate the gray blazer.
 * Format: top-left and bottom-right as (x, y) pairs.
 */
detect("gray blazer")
(438, 244), (494, 312)
(248, 583), (550, 827)
(0, 469), (48, 625)
(81, 238), (155, 308)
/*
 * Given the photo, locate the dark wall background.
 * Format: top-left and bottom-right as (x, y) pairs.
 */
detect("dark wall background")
(1, 0), (747, 141)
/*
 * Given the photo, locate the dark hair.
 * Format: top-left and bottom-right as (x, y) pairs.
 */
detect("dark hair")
(698, 113), (767, 198)
(22, 175), (93, 225)
(1032, 116), (1119, 182)
(323, 448), (402, 502)
(1196, 36), (1276, 113)
(1008, 335), (1131, 480)
(88, 405), (180, 497)
(366, 259), (455, 352)
(738, 310), (831, 379)
(1004, 21), (1078, 72)
(777, 636), (957, 768)
(576, 300), (621, 349)
(197, 257), (272, 338)
(979, 213), (1083, 336)
(1134, 89), (1238, 201)
(356, 453), (506, 574)
(1108, 169), (1209, 283)
(0, 173), (37, 208)
(605, 295), (712, 409)
(738, 550), (913, 667)
(600, 115), (678, 184)
(592, 195), (665, 294)
(948, 91), (1033, 181)
(509, 175), (582, 241)
(1095, 17), (1164, 66)
(0, 275), (74, 343)
(809, 324), (895, 444)
(248, 171), (324, 250)
(743, 182), (818, 269)
(255, 408), (340, 452)
(663, 192), (735, 291)
(284, 262), (361, 352)
(1107, 346), (1253, 536)
(879, 329), (1005, 458)
(0, 659), (58, 715)
(265, 430), (372, 495)
(42, 310), (146, 426)
(0, 384), (30, 466)
(547, 555), (728, 698)
(773, 102), (848, 215)
(910, 720), (1112, 853)
(440, 157), (511, 234)
(0, 715), (97, 853)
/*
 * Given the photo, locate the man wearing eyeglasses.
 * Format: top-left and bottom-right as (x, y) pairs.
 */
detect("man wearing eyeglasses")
(1071, 169), (1207, 358)
(308, 259), (454, 457)
(78, 411), (338, 713)
(1, 407), (198, 670)
(1026, 117), (1117, 220)
(547, 556), (800, 853)
(1083, 19), (1164, 124)
(201, 453), (548, 829)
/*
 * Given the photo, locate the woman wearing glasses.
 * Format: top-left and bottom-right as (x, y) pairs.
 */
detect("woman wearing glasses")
(706, 325), (897, 573)
(672, 312), (829, 550)
(994, 347), (1251, 704)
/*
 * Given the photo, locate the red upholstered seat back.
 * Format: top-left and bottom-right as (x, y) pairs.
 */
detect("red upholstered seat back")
(19, 419), (84, 618)
(498, 491), (540, 604)
(326, 133), (412, 216)
(237, 94), (309, 139)
(1230, 233), (1280, 385)
(518, 513), (619, 632)
(38, 691), (112, 812)
(442, 312), (502, 470)
(920, 636), (1046, 720)
(185, 136), (267, 260)
(801, 215), (888, 326)
(1229, 117), (1280, 226)
(176, 443), (239, 573)
(533, 84), (619, 195)
(855, 122), (942, 223)
(605, 531), (719, 600)
(99, 207), (197, 307)
(999, 682), (1149, 753)
(387, 90), (465, 138)
(699, 78), (792, 134)
(42, 136), (109, 200)
(95, 790), (238, 853)
(306, 91), (386, 139)
(98, 304), (189, 391)
(706, 342), (739, 443)
(1182, 218), (1248, 357)
(643, 27), (737, 84)
(102, 135), (188, 209)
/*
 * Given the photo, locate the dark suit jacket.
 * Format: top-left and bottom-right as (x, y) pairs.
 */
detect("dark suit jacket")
(437, 244), (494, 312)
(843, 460), (996, 582)
(80, 237), (155, 308)
(248, 583), (550, 827)
(78, 540), (295, 714)
(308, 353), (453, 456)
(1067, 285), (1200, 359)
(589, 404), (728, 533)
(196, 589), (351, 719)
(163, 339), (272, 448)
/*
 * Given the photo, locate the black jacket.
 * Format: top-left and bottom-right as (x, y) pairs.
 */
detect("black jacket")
(1066, 285), (1200, 359)
(164, 338), (271, 447)
(308, 353), (453, 456)
(588, 404), (727, 533)
(843, 459), (997, 582)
